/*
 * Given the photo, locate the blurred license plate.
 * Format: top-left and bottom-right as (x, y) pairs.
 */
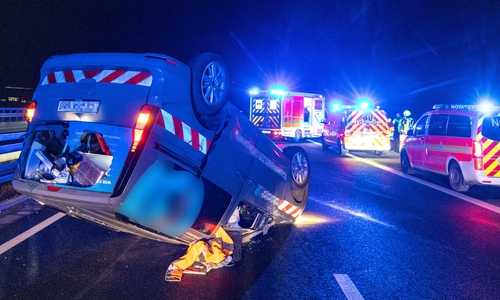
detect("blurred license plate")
(58, 100), (100, 113)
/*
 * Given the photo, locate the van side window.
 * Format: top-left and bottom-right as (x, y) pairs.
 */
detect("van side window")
(447, 115), (471, 138)
(482, 116), (500, 141)
(414, 115), (428, 135)
(428, 114), (448, 136)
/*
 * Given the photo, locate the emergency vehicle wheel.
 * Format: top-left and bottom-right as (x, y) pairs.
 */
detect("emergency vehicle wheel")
(189, 53), (229, 128)
(448, 162), (469, 192)
(321, 135), (329, 150)
(400, 151), (415, 174)
(283, 146), (310, 190)
(336, 138), (344, 155)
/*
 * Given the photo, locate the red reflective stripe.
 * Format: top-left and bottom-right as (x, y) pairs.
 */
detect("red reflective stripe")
(125, 72), (150, 84)
(156, 113), (165, 127)
(47, 73), (56, 84)
(84, 70), (101, 79)
(489, 166), (500, 177)
(100, 70), (126, 83)
(64, 70), (75, 82)
(173, 117), (184, 140)
(191, 128), (200, 150)
(483, 142), (498, 159)
(206, 139), (211, 150)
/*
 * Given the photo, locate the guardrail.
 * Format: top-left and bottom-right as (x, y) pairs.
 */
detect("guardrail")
(0, 108), (26, 122)
(0, 107), (28, 184)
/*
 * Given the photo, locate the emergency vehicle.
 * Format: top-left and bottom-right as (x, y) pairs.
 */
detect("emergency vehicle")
(12, 52), (311, 245)
(321, 100), (391, 155)
(249, 88), (325, 141)
(401, 103), (500, 192)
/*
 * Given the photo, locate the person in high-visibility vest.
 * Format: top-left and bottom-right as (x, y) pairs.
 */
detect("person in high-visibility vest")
(398, 110), (414, 151)
(165, 224), (234, 282)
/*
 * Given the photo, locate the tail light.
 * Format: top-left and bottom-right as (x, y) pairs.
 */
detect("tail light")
(25, 101), (37, 122)
(131, 105), (152, 152)
(473, 141), (484, 170)
(344, 130), (352, 137)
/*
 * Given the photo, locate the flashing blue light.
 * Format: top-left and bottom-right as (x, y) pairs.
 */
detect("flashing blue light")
(330, 100), (343, 112)
(249, 88), (260, 95)
(356, 97), (372, 110)
(269, 85), (287, 97)
(478, 101), (493, 112)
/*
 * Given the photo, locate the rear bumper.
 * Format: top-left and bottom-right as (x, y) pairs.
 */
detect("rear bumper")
(344, 135), (390, 151)
(460, 161), (500, 186)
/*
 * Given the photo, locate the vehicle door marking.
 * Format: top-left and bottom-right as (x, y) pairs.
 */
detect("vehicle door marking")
(254, 185), (301, 218)
(277, 199), (301, 218)
(42, 70), (153, 86)
(157, 110), (211, 154)
(234, 132), (287, 179)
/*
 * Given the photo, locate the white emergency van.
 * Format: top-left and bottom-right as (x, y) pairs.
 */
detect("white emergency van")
(249, 88), (325, 141)
(401, 104), (500, 192)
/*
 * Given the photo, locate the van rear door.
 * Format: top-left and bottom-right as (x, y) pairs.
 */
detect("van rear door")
(479, 115), (500, 178)
(19, 68), (152, 193)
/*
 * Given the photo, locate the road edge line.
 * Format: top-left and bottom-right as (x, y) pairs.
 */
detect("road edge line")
(0, 212), (65, 255)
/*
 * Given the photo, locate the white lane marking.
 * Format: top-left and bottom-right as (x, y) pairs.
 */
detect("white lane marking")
(334, 273), (365, 300)
(312, 197), (393, 228)
(309, 140), (500, 215)
(0, 212), (65, 255)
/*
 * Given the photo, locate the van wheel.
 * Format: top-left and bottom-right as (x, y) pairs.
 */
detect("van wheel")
(321, 135), (329, 150)
(336, 138), (344, 155)
(283, 146), (310, 190)
(449, 162), (469, 192)
(189, 53), (229, 129)
(400, 151), (415, 174)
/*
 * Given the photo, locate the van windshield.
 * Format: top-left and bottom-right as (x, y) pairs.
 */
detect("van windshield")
(481, 116), (500, 141)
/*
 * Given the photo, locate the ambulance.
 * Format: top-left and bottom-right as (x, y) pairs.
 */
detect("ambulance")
(401, 103), (500, 192)
(321, 100), (391, 155)
(249, 87), (325, 141)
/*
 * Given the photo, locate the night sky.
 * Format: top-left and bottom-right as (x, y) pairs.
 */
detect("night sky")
(3, 0), (500, 118)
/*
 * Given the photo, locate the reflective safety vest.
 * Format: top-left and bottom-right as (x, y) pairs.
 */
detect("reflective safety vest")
(165, 226), (234, 282)
(399, 117), (413, 135)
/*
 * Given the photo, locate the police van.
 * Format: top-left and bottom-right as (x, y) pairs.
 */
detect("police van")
(321, 101), (391, 155)
(400, 104), (500, 192)
(12, 52), (311, 245)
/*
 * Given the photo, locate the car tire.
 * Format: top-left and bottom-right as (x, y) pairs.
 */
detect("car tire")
(449, 161), (469, 192)
(400, 151), (415, 174)
(189, 53), (229, 129)
(321, 135), (329, 150)
(283, 146), (310, 190)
